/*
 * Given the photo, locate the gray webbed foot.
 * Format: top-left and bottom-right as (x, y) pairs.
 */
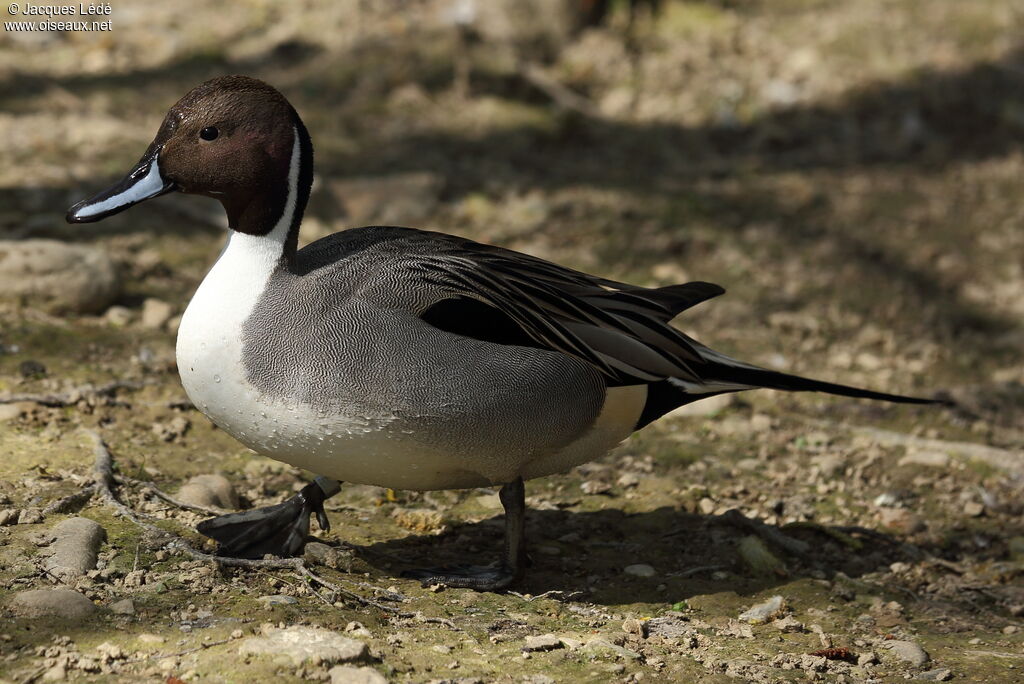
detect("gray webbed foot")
(197, 477), (340, 559)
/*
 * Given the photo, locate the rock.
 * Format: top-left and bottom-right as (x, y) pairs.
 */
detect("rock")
(698, 497), (716, 515)
(176, 474), (237, 509)
(963, 501), (985, 518)
(391, 507), (445, 533)
(305, 542), (353, 571)
(9, 589), (96, 618)
(0, 401), (38, 422)
(136, 633), (166, 645)
(580, 638), (641, 660)
(739, 595), (786, 624)
(344, 621), (372, 638)
(257, 594), (298, 607)
(140, 298), (174, 329)
(151, 416), (191, 443)
(104, 305), (133, 327)
(773, 615), (805, 633)
(109, 598), (135, 615)
(886, 640), (930, 666)
(812, 454), (846, 478)
(616, 472), (640, 488)
(17, 508), (43, 524)
(327, 172), (443, 226)
(523, 634), (563, 652)
(0, 508), (18, 525)
(328, 665), (387, 684)
(877, 507), (926, 534)
(44, 517), (105, 581)
(41, 663), (67, 681)
(621, 618), (647, 637)
(670, 393), (734, 418)
(580, 480), (612, 495)
(239, 625), (368, 666)
(917, 669), (953, 681)
(624, 563), (656, 578)
(858, 651), (879, 666)
(0, 239), (119, 314)
(899, 450), (951, 468)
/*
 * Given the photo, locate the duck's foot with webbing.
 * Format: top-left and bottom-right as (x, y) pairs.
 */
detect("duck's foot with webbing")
(196, 476), (341, 559)
(402, 477), (528, 592)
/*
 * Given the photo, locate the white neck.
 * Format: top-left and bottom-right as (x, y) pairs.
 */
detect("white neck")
(176, 128), (301, 385)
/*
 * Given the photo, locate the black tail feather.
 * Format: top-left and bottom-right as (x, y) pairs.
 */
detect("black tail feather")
(707, 362), (944, 405)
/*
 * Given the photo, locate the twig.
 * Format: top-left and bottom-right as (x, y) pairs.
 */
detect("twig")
(117, 475), (226, 516)
(41, 484), (97, 515)
(715, 509), (811, 558)
(0, 380), (150, 407)
(517, 61), (602, 119)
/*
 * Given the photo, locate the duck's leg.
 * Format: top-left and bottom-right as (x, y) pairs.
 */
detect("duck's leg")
(403, 477), (527, 591)
(196, 476), (341, 559)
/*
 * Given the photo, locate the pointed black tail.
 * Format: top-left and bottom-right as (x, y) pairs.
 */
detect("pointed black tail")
(707, 362), (944, 405)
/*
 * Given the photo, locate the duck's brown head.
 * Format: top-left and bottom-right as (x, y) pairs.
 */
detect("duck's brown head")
(67, 76), (313, 238)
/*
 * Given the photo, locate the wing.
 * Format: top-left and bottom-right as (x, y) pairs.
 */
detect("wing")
(405, 238), (723, 387)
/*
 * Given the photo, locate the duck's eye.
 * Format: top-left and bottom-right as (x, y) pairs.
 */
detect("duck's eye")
(199, 126), (219, 141)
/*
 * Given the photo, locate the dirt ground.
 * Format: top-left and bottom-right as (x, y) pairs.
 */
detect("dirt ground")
(1, 1), (1023, 682)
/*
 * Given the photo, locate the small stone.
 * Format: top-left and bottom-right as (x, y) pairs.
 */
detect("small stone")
(110, 598), (135, 615)
(392, 507), (446, 533)
(104, 305), (133, 327)
(344, 621), (372, 638)
(9, 589), (96, 618)
(580, 638), (641, 660)
(328, 665), (387, 684)
(968, 637), (982, 645)
(0, 402), (35, 422)
(140, 298), (174, 329)
(616, 472), (640, 488)
(887, 640), (930, 666)
(0, 239), (119, 314)
(621, 618), (647, 637)
(559, 636), (584, 650)
(523, 634), (563, 652)
(739, 595), (786, 624)
(581, 480), (612, 495)
(899, 450), (951, 468)
(877, 507), (926, 534)
(305, 542), (352, 571)
(917, 669), (953, 681)
(857, 651), (878, 666)
(773, 615), (804, 633)
(698, 497), (716, 515)
(0, 508), (18, 525)
(17, 508), (44, 524)
(624, 563), (656, 578)
(41, 663), (67, 681)
(239, 625), (368, 666)
(1003, 625), (1019, 635)
(257, 594), (298, 607)
(45, 517), (106, 581)
(963, 501), (985, 518)
(176, 474), (237, 509)
(136, 633), (166, 645)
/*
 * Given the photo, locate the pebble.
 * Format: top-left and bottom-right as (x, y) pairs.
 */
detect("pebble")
(9, 589), (97, 618)
(140, 298), (174, 329)
(773, 615), (805, 633)
(110, 599), (135, 615)
(623, 563), (656, 578)
(877, 507), (926, 534)
(344, 622), (372, 638)
(917, 668), (953, 681)
(18, 508), (44, 524)
(899, 450), (952, 468)
(739, 595), (786, 624)
(104, 305), (133, 327)
(136, 633), (166, 645)
(0, 239), (119, 314)
(963, 501), (985, 518)
(239, 625), (367, 666)
(698, 497), (716, 515)
(579, 638), (641, 660)
(41, 663), (67, 681)
(886, 640), (930, 666)
(44, 517), (106, 581)
(523, 634), (563, 652)
(176, 474), (238, 509)
(328, 665), (388, 684)
(0, 401), (41, 423)
(858, 651), (879, 666)
(257, 594), (298, 607)
(305, 542), (353, 571)
(0, 508), (18, 525)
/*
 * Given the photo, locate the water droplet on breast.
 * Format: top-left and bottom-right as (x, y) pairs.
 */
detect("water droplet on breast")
(213, 374), (221, 383)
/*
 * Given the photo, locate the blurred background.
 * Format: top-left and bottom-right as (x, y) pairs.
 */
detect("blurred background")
(1, 1), (1023, 682)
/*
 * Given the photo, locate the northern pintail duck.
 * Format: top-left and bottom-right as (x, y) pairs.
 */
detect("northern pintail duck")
(67, 76), (939, 590)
